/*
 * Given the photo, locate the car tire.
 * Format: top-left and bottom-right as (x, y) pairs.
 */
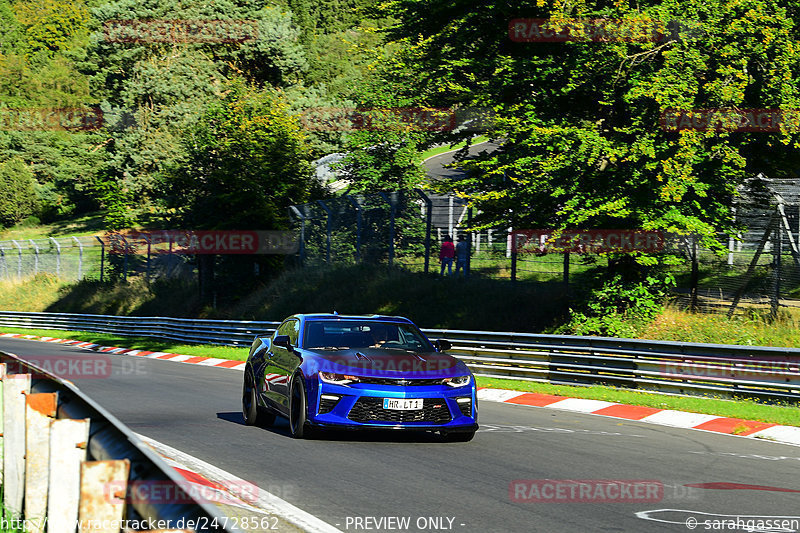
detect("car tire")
(289, 374), (313, 439)
(243, 371), (275, 427)
(442, 430), (476, 442)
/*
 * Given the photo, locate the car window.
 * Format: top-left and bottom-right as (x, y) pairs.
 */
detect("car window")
(303, 320), (433, 351)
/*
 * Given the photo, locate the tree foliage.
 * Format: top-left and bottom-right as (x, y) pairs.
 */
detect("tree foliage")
(0, 156), (39, 226)
(380, 0), (800, 244)
(164, 82), (320, 230)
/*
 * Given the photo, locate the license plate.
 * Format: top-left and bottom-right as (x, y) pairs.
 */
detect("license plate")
(383, 398), (423, 410)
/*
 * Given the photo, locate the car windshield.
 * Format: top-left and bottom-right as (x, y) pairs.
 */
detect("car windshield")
(303, 320), (433, 351)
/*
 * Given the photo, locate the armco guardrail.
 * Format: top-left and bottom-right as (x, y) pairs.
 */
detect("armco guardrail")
(0, 349), (237, 533)
(0, 311), (798, 403)
(0, 311), (279, 346)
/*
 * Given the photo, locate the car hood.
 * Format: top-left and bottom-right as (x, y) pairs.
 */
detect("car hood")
(304, 347), (469, 378)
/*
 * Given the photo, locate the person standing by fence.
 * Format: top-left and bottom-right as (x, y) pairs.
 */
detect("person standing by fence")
(439, 235), (455, 275)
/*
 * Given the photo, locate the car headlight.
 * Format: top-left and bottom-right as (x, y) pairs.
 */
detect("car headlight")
(319, 372), (360, 385)
(443, 375), (471, 387)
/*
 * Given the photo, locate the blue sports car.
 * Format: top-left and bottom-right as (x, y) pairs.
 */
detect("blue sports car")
(242, 313), (478, 441)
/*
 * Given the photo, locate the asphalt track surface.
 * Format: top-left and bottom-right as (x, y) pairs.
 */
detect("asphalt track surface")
(4, 337), (800, 533)
(423, 141), (502, 181)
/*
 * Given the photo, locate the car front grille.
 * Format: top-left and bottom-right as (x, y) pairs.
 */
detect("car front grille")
(356, 377), (446, 386)
(457, 399), (472, 417)
(347, 397), (452, 425)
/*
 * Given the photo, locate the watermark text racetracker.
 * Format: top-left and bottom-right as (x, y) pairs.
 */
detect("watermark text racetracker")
(27, 517), (279, 531)
(0, 107), (103, 131)
(660, 108), (800, 132)
(511, 229), (665, 254)
(298, 107), (494, 132)
(508, 18), (703, 43)
(511, 479), (664, 503)
(106, 230), (299, 255)
(104, 479), (267, 505)
(5, 354), (146, 380)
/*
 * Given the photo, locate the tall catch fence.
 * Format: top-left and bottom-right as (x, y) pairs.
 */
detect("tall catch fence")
(0, 237), (103, 281)
(0, 234), (197, 283)
(673, 177), (800, 315)
(288, 190), (609, 281)
(6, 178), (800, 316)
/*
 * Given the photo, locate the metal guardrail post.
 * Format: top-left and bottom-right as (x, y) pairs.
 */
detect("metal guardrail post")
(29, 239), (39, 276)
(143, 234), (152, 282)
(72, 237), (83, 279)
(347, 195), (362, 262)
(4, 370), (30, 518)
(380, 192), (398, 268)
(772, 220), (782, 318)
(317, 200), (332, 264)
(510, 237), (517, 282)
(95, 236), (105, 282)
(49, 237), (61, 278)
(11, 239), (22, 278)
(414, 189), (432, 274)
(289, 206), (307, 266)
(121, 235), (129, 281)
(466, 207), (472, 278)
(690, 235), (699, 312)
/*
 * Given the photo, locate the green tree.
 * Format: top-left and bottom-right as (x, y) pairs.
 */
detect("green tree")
(376, 0), (800, 331)
(165, 82), (319, 229)
(83, 0), (310, 225)
(380, 0), (800, 241)
(0, 156), (39, 226)
(163, 82), (322, 300)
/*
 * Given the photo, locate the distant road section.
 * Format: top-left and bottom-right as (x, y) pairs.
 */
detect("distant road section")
(423, 140), (502, 181)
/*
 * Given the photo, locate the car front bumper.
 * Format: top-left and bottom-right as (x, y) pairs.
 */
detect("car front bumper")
(307, 381), (478, 431)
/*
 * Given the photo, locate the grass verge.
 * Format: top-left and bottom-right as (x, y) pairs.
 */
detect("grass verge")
(1, 327), (796, 427)
(642, 305), (800, 347)
(477, 377), (800, 427)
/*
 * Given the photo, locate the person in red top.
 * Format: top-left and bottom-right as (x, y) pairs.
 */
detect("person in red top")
(439, 235), (455, 275)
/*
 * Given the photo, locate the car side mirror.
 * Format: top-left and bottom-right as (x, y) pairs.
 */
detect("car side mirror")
(435, 339), (452, 352)
(273, 335), (292, 349)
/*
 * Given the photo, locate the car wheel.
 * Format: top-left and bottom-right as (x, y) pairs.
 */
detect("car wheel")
(442, 430), (476, 442)
(243, 371), (275, 427)
(289, 374), (313, 439)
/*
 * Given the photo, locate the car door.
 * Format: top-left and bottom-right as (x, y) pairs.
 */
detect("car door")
(264, 318), (301, 414)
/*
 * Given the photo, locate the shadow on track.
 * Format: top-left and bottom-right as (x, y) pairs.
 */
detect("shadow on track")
(215, 411), (450, 443)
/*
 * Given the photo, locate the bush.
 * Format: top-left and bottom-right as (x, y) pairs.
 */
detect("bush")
(561, 272), (674, 337)
(0, 157), (40, 227)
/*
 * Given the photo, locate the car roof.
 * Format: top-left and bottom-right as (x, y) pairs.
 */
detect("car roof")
(292, 313), (414, 324)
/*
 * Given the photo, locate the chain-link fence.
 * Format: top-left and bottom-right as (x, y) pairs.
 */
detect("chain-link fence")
(672, 177), (800, 315)
(0, 234), (197, 282)
(0, 236), (102, 281)
(288, 190), (612, 283)
(8, 179), (800, 318)
(289, 182), (800, 316)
